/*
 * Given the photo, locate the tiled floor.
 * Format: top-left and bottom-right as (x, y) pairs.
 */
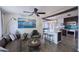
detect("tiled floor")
(6, 35), (77, 52)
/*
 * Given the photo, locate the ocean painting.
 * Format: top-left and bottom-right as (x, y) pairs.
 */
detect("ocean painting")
(18, 18), (36, 28)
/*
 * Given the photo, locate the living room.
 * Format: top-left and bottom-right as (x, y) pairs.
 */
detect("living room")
(0, 6), (78, 52)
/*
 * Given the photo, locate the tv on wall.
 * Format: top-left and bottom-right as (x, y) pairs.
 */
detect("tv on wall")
(18, 18), (36, 28)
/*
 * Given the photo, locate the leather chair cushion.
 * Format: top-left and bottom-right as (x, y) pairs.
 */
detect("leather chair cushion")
(0, 38), (7, 48)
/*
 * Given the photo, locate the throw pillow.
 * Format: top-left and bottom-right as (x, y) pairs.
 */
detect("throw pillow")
(9, 34), (16, 41)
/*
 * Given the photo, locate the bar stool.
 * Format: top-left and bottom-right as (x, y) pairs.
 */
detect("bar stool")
(48, 34), (53, 44)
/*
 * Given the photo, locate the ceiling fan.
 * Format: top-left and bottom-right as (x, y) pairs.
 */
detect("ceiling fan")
(23, 8), (46, 16)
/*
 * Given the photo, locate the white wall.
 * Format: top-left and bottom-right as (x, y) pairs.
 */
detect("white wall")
(3, 13), (43, 35)
(0, 10), (2, 39)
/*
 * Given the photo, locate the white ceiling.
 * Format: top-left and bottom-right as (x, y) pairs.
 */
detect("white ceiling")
(0, 6), (75, 18)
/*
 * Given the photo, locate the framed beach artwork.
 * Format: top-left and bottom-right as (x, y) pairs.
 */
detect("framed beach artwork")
(18, 18), (36, 28)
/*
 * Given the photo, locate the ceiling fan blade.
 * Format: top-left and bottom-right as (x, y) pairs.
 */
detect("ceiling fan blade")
(36, 14), (40, 16)
(35, 12), (39, 16)
(28, 12), (34, 16)
(23, 11), (33, 13)
(37, 12), (46, 14)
